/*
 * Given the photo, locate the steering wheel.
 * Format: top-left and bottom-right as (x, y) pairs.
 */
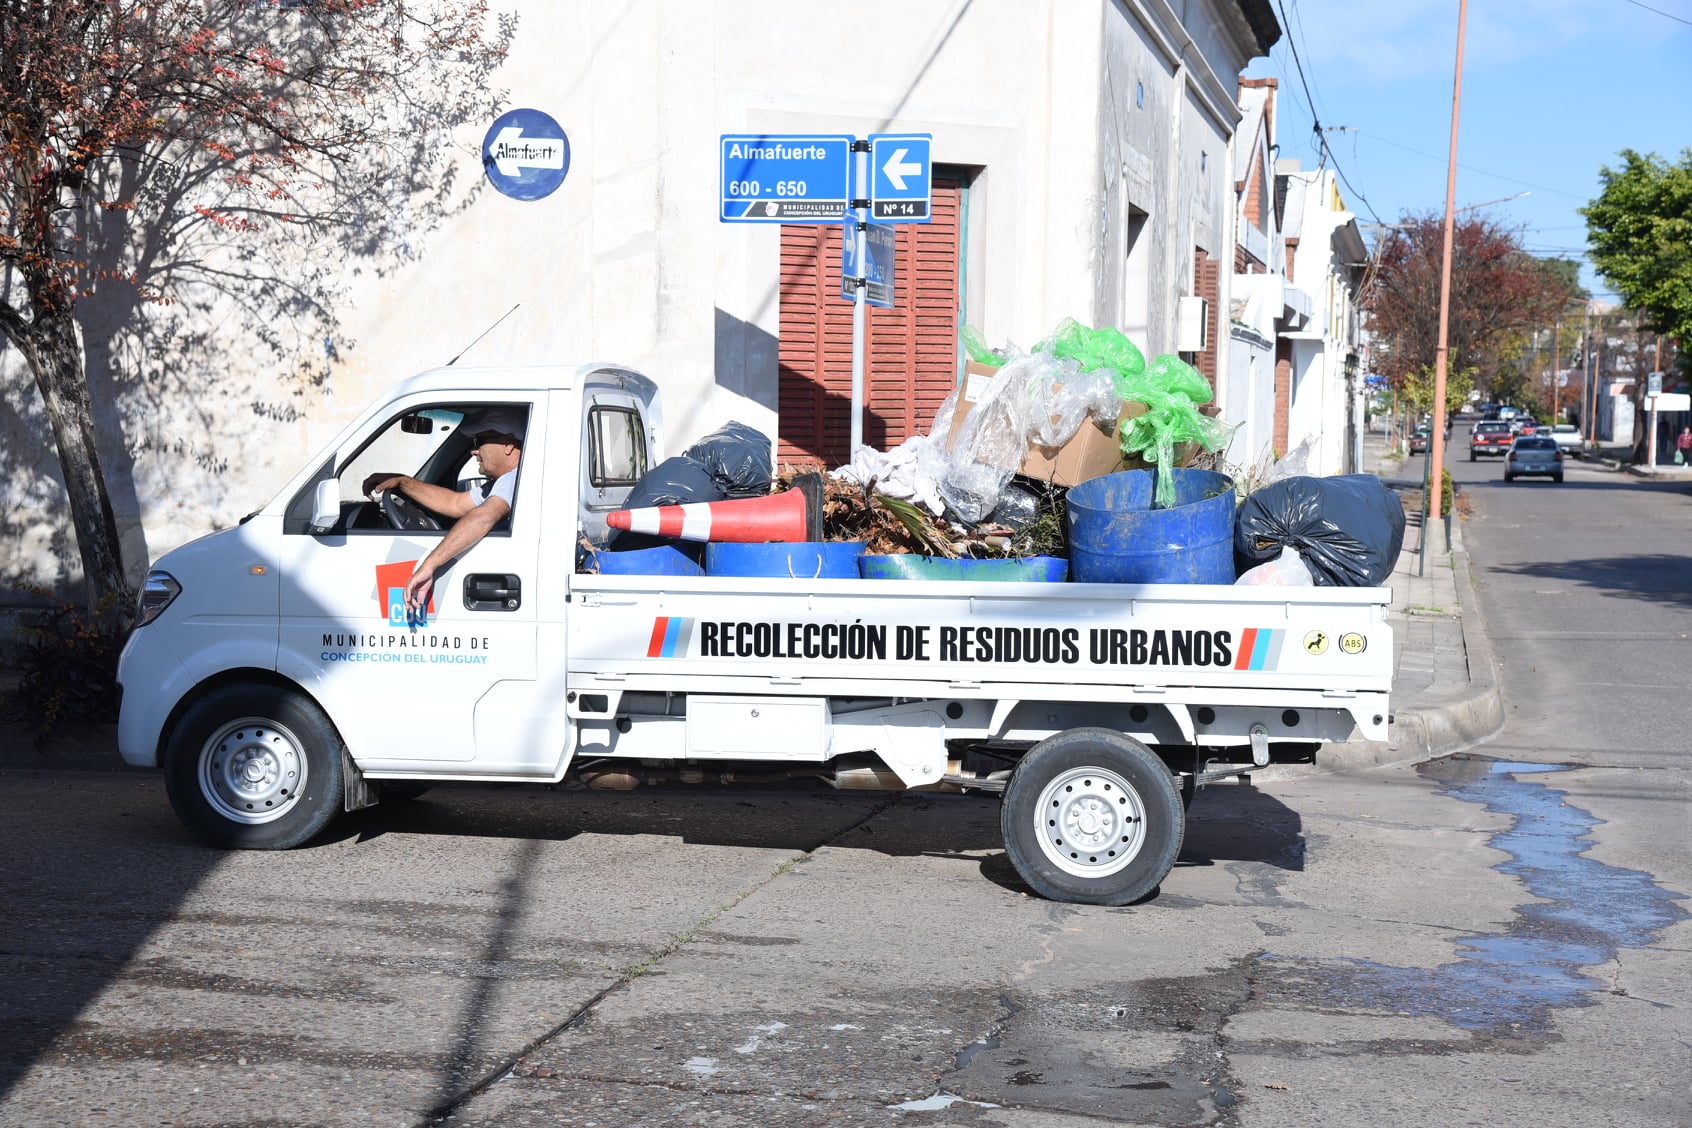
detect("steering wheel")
(381, 490), (443, 532)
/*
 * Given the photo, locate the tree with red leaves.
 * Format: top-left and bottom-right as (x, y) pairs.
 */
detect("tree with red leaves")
(1364, 212), (1583, 402)
(0, 1), (510, 612)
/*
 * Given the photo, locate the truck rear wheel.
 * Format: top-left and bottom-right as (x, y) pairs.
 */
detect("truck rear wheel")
(164, 684), (344, 850)
(1000, 728), (1184, 905)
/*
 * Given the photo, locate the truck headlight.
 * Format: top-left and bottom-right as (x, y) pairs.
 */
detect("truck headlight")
(135, 570), (181, 627)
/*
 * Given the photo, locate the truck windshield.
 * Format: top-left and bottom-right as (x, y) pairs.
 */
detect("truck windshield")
(338, 408), (467, 504)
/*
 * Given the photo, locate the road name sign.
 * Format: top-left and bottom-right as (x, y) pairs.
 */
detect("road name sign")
(720, 135), (852, 222)
(869, 133), (932, 223)
(841, 222), (896, 308)
(482, 109), (570, 201)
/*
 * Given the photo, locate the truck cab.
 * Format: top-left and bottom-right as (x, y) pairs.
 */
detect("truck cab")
(120, 364), (661, 789)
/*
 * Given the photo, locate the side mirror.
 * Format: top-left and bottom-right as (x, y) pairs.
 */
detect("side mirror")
(309, 479), (340, 533)
(400, 414), (434, 435)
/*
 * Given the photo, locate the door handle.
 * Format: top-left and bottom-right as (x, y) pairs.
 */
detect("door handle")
(464, 573), (521, 611)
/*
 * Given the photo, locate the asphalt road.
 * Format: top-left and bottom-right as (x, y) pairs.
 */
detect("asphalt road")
(1, 433), (1688, 1127)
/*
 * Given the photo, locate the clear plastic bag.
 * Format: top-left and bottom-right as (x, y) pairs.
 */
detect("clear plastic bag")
(1233, 546), (1315, 586)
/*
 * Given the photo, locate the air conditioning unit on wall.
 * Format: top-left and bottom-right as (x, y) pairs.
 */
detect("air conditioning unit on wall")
(1176, 296), (1209, 352)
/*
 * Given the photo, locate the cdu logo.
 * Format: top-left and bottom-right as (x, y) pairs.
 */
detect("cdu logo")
(375, 560), (434, 628)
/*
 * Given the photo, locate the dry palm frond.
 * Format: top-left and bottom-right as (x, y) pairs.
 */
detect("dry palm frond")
(872, 493), (958, 558)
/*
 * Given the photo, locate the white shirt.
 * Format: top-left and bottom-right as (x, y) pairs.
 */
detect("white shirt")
(481, 469), (517, 508)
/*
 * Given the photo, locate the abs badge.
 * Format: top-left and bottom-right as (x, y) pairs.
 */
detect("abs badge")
(1339, 632), (1368, 655)
(1303, 630), (1329, 656)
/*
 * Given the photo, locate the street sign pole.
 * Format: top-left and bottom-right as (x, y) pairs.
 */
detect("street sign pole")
(849, 140), (870, 456)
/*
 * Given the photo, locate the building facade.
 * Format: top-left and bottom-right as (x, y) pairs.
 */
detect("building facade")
(1, 0), (1280, 591)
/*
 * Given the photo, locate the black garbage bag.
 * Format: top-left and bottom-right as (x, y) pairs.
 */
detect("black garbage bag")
(1234, 475), (1406, 587)
(684, 421), (773, 498)
(605, 455), (724, 551)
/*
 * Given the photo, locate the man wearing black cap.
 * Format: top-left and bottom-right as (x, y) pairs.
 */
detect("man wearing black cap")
(362, 407), (526, 613)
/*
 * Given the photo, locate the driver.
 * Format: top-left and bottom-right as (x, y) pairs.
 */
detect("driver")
(362, 407), (525, 613)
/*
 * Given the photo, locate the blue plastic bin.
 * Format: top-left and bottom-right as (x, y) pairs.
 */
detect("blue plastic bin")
(704, 541), (865, 579)
(858, 554), (1069, 582)
(589, 543), (704, 577)
(1066, 468), (1236, 584)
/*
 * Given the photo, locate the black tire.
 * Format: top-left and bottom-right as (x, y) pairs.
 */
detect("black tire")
(1468, 450), (1475, 462)
(999, 728), (1184, 906)
(1553, 473), (1563, 483)
(164, 683), (344, 850)
(1504, 472), (1514, 482)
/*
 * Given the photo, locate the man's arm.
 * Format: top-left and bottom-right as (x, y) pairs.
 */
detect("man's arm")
(363, 473), (477, 520)
(403, 496), (512, 611)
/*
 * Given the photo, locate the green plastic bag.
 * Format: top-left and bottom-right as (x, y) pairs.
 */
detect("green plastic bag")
(1114, 354), (1236, 507)
(960, 325), (1007, 367)
(1037, 317), (1147, 379)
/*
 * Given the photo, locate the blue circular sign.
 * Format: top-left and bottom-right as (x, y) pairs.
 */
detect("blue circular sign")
(482, 108), (570, 201)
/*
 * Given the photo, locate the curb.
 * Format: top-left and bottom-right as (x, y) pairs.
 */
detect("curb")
(1257, 519), (1504, 781)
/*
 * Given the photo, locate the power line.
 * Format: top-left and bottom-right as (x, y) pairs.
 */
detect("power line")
(1273, 0), (1385, 224)
(1623, 0), (1692, 28)
(1351, 129), (1590, 201)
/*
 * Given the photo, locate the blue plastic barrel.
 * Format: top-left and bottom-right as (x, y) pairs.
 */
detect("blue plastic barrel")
(858, 554), (1069, 582)
(705, 541), (865, 579)
(590, 543), (704, 577)
(1066, 468), (1236, 584)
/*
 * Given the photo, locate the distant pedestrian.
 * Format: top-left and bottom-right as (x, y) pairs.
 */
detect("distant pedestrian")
(1677, 426), (1692, 466)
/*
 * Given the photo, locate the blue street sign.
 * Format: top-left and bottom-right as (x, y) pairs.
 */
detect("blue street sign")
(841, 222), (896, 308)
(720, 134), (852, 222)
(482, 109), (570, 201)
(869, 133), (932, 223)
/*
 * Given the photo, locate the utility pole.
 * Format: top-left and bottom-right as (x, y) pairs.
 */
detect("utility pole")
(1551, 319), (1560, 418)
(1427, 0), (1468, 523)
(1582, 303), (1594, 447)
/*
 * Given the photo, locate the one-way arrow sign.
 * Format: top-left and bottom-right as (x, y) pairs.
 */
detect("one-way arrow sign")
(490, 125), (567, 178)
(869, 133), (932, 223)
(881, 147), (922, 190)
(482, 108), (571, 201)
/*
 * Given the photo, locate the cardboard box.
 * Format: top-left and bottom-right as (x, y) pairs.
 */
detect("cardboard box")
(945, 362), (1145, 489)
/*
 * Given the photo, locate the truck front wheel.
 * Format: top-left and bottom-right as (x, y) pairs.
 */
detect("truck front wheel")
(164, 684), (344, 850)
(1000, 728), (1184, 905)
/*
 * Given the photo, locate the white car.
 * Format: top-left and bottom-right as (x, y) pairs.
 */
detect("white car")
(1548, 423), (1582, 456)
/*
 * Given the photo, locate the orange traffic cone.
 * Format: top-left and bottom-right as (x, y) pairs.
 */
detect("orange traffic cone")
(608, 473), (824, 543)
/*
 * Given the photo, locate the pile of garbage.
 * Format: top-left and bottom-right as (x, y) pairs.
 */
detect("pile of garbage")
(581, 317), (1406, 587)
(828, 318), (1234, 548)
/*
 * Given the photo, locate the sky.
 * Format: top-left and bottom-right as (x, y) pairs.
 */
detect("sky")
(1242, 0), (1692, 303)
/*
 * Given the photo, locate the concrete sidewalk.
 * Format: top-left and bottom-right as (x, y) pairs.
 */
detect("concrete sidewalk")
(1259, 430), (1505, 777)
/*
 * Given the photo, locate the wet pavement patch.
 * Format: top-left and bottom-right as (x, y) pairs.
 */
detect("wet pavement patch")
(1258, 758), (1688, 1038)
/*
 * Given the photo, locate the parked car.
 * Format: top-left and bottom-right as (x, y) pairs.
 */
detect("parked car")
(1470, 421), (1515, 460)
(1548, 423), (1582, 456)
(1409, 425), (1431, 454)
(1504, 435), (1564, 483)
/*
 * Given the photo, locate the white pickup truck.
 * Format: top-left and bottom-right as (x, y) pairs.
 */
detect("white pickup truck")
(118, 363), (1393, 904)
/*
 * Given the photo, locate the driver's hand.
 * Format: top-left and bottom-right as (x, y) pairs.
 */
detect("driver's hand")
(404, 565), (435, 613)
(364, 473), (405, 498)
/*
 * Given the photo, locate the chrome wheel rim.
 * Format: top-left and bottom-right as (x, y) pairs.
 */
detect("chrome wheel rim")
(1034, 766), (1147, 878)
(198, 716), (308, 825)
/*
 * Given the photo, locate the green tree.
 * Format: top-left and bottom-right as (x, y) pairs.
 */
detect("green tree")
(1583, 149), (1692, 344)
(1, 1), (510, 610)
(1400, 364), (1475, 418)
